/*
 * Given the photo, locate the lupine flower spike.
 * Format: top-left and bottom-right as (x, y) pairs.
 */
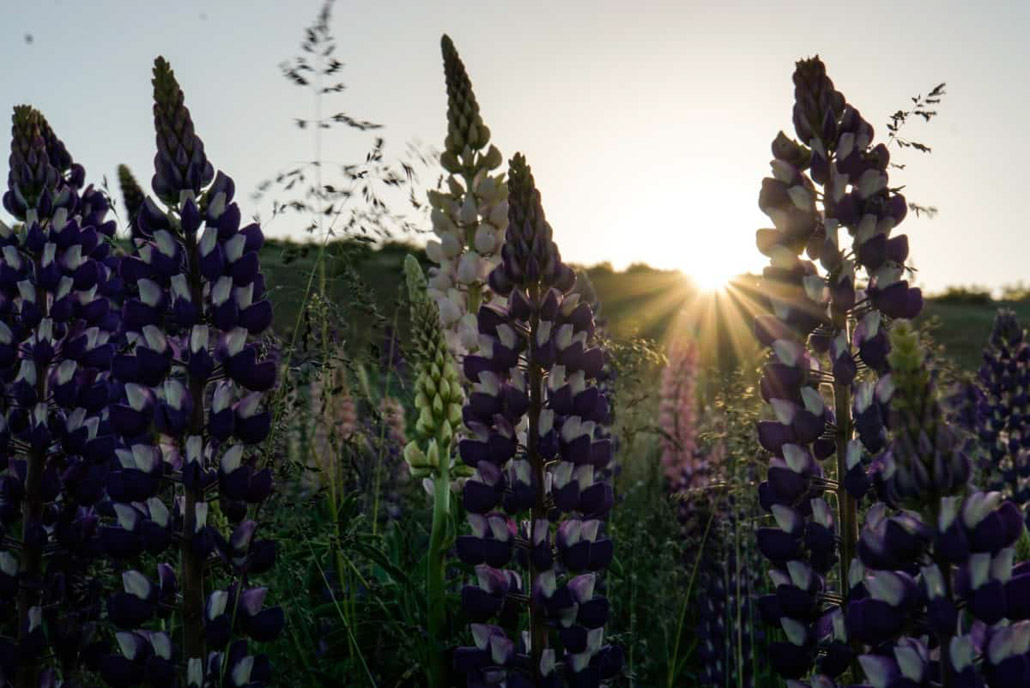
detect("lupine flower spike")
(402, 255), (466, 687)
(754, 56), (921, 681)
(0, 106), (119, 686)
(977, 309), (1030, 517)
(453, 154), (622, 687)
(426, 36), (508, 361)
(100, 57), (281, 687)
(848, 321), (1030, 687)
(659, 339), (700, 493)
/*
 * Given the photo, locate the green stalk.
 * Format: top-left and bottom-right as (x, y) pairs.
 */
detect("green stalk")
(667, 507), (717, 688)
(427, 461), (451, 687)
(371, 310), (400, 536)
(831, 316), (860, 679)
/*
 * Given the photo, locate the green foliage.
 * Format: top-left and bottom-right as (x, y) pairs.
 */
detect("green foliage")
(933, 285), (994, 306)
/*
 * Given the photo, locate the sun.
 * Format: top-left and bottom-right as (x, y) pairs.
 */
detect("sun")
(688, 261), (737, 292)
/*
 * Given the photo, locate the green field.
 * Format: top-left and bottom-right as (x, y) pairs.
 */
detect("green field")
(259, 237), (1010, 375)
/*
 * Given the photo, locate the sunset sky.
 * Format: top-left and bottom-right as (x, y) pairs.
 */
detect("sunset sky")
(0, 0), (1025, 293)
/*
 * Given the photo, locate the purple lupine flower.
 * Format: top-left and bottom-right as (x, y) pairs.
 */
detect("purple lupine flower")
(754, 56), (922, 681)
(454, 154), (622, 687)
(977, 309), (1030, 514)
(659, 339), (702, 509)
(101, 58), (280, 686)
(847, 321), (1030, 686)
(691, 440), (762, 688)
(697, 545), (759, 687)
(0, 105), (119, 684)
(659, 340), (698, 480)
(572, 270), (616, 450)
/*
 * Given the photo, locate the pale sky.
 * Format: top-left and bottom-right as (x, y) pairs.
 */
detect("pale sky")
(0, 0), (1023, 293)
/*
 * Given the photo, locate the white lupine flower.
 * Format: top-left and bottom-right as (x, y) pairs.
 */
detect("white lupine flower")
(437, 297), (462, 326)
(457, 314), (479, 350)
(440, 233), (461, 258)
(456, 252), (481, 285)
(426, 240), (445, 263)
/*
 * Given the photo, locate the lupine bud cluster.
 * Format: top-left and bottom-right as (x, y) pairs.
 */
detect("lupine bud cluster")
(100, 57), (281, 687)
(880, 322), (972, 504)
(846, 322), (1030, 688)
(0, 105), (120, 684)
(977, 309), (1030, 514)
(425, 36), (508, 360)
(118, 164), (146, 237)
(453, 154), (622, 687)
(401, 255), (467, 487)
(753, 56), (922, 681)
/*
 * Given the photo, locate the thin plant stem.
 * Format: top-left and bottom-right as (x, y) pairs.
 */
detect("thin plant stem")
(667, 507), (717, 688)
(426, 459), (451, 687)
(371, 309), (400, 536)
(305, 537), (378, 686)
(528, 282), (547, 668)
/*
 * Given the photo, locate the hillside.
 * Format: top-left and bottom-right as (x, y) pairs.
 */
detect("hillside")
(257, 238), (1006, 374)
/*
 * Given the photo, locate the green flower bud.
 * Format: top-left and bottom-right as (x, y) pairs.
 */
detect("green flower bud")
(426, 440), (441, 469)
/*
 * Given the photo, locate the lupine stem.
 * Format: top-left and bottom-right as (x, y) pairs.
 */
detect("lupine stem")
(182, 222), (207, 662)
(427, 456), (450, 687)
(833, 374), (860, 679)
(527, 282), (547, 671)
(16, 252), (51, 688)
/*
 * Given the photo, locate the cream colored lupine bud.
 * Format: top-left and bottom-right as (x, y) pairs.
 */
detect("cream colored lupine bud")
(426, 240), (445, 264)
(440, 233), (461, 258)
(474, 224), (496, 254)
(427, 189), (447, 209)
(431, 209), (458, 237)
(457, 252), (480, 285)
(448, 124), (464, 151)
(428, 271), (452, 292)
(458, 314), (479, 351)
(476, 175), (496, 199)
(482, 145), (502, 170)
(437, 297), (461, 326)
(489, 201), (508, 227)
(459, 195), (478, 225)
